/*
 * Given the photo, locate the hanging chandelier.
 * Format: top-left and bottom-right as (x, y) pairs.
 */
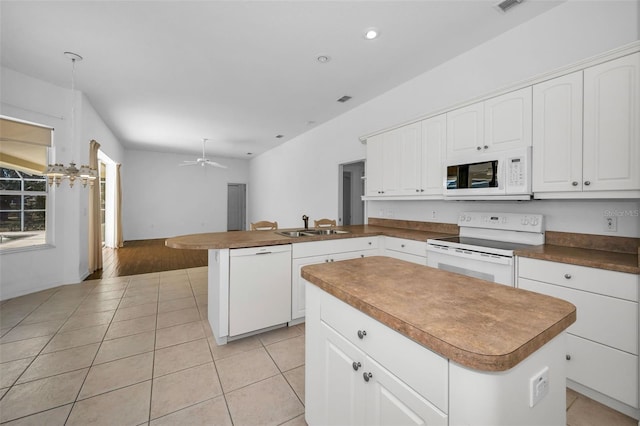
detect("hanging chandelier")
(44, 52), (98, 188)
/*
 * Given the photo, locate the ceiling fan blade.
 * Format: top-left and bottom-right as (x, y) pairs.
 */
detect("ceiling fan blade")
(179, 161), (198, 166)
(205, 160), (228, 169)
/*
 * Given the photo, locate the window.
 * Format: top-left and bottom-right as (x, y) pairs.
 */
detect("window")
(0, 168), (47, 247)
(0, 116), (52, 250)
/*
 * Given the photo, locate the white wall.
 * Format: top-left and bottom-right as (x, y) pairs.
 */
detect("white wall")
(0, 67), (126, 300)
(122, 149), (250, 240)
(249, 1), (640, 237)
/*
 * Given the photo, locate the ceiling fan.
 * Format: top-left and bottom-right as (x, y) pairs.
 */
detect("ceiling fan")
(179, 138), (227, 169)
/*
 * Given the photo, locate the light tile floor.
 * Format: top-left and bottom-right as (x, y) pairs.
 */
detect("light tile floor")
(0, 267), (636, 425)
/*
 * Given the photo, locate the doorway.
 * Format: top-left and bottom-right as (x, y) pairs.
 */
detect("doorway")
(227, 183), (247, 231)
(338, 161), (365, 226)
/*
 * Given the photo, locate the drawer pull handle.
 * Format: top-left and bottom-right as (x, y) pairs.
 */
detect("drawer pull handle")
(368, 242), (372, 245)
(363, 372), (373, 382)
(352, 361), (361, 371)
(476, 146), (482, 151)
(401, 244), (405, 248)
(564, 274), (572, 279)
(566, 354), (571, 361)
(357, 330), (367, 339)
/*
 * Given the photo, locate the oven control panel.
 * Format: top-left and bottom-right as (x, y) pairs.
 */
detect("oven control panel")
(457, 212), (544, 233)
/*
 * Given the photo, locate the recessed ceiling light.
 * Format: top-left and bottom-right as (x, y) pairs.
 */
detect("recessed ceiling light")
(364, 28), (379, 40)
(316, 55), (331, 63)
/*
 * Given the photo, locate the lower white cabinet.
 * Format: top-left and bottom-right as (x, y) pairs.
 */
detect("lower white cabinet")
(517, 257), (640, 410)
(291, 237), (379, 320)
(383, 236), (427, 265)
(306, 283), (448, 426)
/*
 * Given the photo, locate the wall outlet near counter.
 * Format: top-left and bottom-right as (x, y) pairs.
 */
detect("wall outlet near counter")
(529, 366), (549, 408)
(605, 216), (617, 232)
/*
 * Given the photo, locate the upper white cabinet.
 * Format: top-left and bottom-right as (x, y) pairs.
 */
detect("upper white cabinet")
(484, 87), (532, 151)
(366, 123), (420, 196)
(583, 52), (640, 192)
(365, 117), (444, 198)
(446, 87), (532, 159)
(420, 114), (446, 195)
(533, 53), (640, 196)
(532, 71), (584, 192)
(446, 102), (484, 158)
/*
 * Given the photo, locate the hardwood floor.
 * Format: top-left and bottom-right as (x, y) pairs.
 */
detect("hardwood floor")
(85, 238), (208, 280)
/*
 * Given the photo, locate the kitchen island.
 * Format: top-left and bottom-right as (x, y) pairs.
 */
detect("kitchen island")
(302, 256), (576, 426)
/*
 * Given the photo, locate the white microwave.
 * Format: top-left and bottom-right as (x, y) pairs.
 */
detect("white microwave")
(444, 147), (531, 200)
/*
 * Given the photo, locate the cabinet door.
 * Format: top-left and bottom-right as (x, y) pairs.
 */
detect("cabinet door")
(484, 87), (532, 152)
(420, 115), (446, 194)
(318, 321), (366, 426)
(397, 123), (422, 195)
(292, 254), (328, 320)
(532, 71), (584, 192)
(583, 52), (640, 191)
(382, 130), (401, 195)
(364, 357), (448, 426)
(366, 134), (385, 196)
(446, 102), (484, 158)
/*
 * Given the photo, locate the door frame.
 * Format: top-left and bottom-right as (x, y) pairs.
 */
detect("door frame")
(338, 160), (365, 226)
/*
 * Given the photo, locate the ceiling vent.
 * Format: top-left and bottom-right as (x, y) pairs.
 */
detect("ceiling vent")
(337, 95), (352, 103)
(495, 0), (523, 13)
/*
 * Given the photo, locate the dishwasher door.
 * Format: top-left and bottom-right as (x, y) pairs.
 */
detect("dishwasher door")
(229, 245), (292, 337)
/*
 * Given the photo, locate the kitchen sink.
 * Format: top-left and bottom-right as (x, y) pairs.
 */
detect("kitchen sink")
(276, 229), (350, 238)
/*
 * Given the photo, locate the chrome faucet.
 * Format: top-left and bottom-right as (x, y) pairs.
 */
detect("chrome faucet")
(302, 215), (309, 230)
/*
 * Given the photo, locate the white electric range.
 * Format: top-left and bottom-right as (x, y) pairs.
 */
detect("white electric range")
(426, 212), (545, 286)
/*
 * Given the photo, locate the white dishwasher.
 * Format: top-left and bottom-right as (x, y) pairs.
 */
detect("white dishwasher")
(229, 244), (292, 337)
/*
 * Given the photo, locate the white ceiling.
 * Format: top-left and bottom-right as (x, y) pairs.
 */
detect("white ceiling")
(1, 1), (564, 159)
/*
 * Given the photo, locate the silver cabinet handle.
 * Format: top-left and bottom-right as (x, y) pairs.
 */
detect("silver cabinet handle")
(357, 330), (367, 339)
(584, 181), (591, 186)
(352, 361), (361, 371)
(363, 372), (372, 382)
(401, 244), (405, 248)
(415, 189), (420, 192)
(368, 242), (372, 245)
(476, 146), (482, 151)
(566, 354), (571, 361)
(564, 274), (572, 279)
(572, 181), (579, 186)
(483, 145), (489, 149)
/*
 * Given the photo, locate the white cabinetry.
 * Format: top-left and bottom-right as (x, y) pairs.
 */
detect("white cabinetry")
(365, 117), (445, 199)
(291, 237), (379, 321)
(366, 124), (421, 196)
(583, 53), (640, 192)
(306, 283), (448, 426)
(518, 257), (639, 412)
(533, 53), (640, 197)
(446, 87), (532, 159)
(383, 237), (427, 265)
(532, 71), (583, 192)
(420, 114), (446, 195)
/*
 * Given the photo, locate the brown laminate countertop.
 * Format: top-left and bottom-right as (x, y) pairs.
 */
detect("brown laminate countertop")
(516, 245), (639, 274)
(302, 256), (576, 372)
(165, 224), (455, 250)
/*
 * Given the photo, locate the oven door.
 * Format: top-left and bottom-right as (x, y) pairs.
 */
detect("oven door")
(426, 245), (514, 286)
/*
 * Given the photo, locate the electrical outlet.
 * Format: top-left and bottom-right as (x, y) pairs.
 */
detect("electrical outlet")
(605, 216), (617, 232)
(529, 367), (549, 407)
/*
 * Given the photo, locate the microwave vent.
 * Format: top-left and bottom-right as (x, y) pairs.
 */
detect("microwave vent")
(495, 0), (523, 13)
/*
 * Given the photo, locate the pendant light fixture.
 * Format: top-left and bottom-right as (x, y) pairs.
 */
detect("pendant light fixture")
(44, 52), (98, 188)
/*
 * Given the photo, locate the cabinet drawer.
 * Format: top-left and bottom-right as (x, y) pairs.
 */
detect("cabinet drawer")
(293, 236), (379, 258)
(384, 237), (427, 258)
(567, 334), (638, 408)
(518, 257), (638, 301)
(320, 290), (448, 412)
(519, 278), (638, 354)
